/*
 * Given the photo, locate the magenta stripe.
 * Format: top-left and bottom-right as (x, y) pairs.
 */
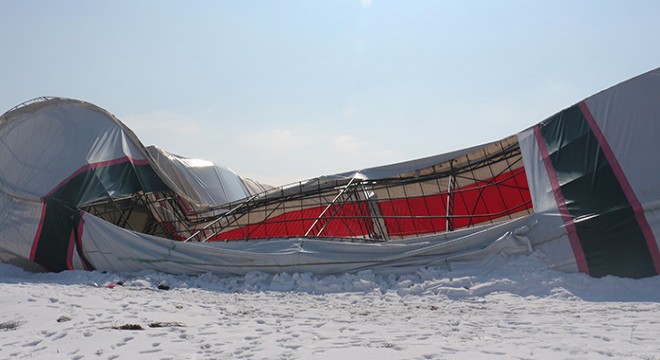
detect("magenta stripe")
(533, 126), (590, 273)
(47, 156), (149, 197)
(75, 211), (90, 271)
(29, 201), (48, 262)
(579, 102), (660, 274)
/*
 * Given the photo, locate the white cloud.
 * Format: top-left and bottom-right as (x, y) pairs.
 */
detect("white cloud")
(540, 79), (579, 99)
(122, 111), (205, 139)
(117, 113), (401, 187)
(360, 0), (373, 8)
(342, 106), (357, 118)
(237, 128), (305, 152)
(120, 110), (224, 163)
(333, 134), (367, 155)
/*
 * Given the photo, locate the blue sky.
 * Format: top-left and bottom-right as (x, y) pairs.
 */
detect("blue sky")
(2, 1), (659, 185)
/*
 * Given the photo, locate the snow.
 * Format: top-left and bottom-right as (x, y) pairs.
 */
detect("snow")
(2, 252), (660, 359)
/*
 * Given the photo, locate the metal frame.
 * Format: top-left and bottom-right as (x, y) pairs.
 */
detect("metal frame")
(79, 136), (533, 244)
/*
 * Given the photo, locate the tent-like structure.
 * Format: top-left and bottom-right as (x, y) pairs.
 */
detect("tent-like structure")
(2, 68), (660, 278)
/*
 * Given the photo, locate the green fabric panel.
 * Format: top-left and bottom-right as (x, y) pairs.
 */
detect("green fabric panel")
(539, 105), (655, 278)
(50, 162), (168, 207)
(34, 161), (168, 271)
(33, 200), (75, 272)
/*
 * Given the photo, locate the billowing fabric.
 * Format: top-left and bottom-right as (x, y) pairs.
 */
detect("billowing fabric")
(80, 211), (533, 275)
(1, 68), (660, 278)
(0, 99), (149, 198)
(146, 145), (256, 207)
(0, 98), (170, 271)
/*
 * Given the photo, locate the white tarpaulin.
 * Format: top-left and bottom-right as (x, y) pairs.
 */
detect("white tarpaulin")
(2, 68), (660, 278)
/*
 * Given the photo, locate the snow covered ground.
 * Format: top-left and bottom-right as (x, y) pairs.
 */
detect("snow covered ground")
(2, 252), (660, 360)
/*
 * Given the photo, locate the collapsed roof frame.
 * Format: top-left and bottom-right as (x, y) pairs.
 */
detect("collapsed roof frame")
(78, 134), (526, 244)
(74, 130), (532, 246)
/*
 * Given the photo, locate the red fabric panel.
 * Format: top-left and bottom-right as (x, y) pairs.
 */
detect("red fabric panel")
(378, 167), (532, 237)
(378, 193), (449, 236)
(210, 202), (373, 241)
(209, 167), (531, 241)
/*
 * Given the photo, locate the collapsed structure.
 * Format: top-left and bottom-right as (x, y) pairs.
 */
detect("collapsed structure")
(1, 68), (660, 278)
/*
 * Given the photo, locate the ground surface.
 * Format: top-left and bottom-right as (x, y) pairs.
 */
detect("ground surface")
(2, 252), (660, 359)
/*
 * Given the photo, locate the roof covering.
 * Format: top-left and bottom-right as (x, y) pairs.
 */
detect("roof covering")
(1, 68), (660, 278)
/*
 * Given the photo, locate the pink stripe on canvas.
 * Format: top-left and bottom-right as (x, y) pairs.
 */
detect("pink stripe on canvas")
(75, 211), (90, 271)
(579, 101), (660, 274)
(533, 126), (590, 274)
(47, 156), (149, 197)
